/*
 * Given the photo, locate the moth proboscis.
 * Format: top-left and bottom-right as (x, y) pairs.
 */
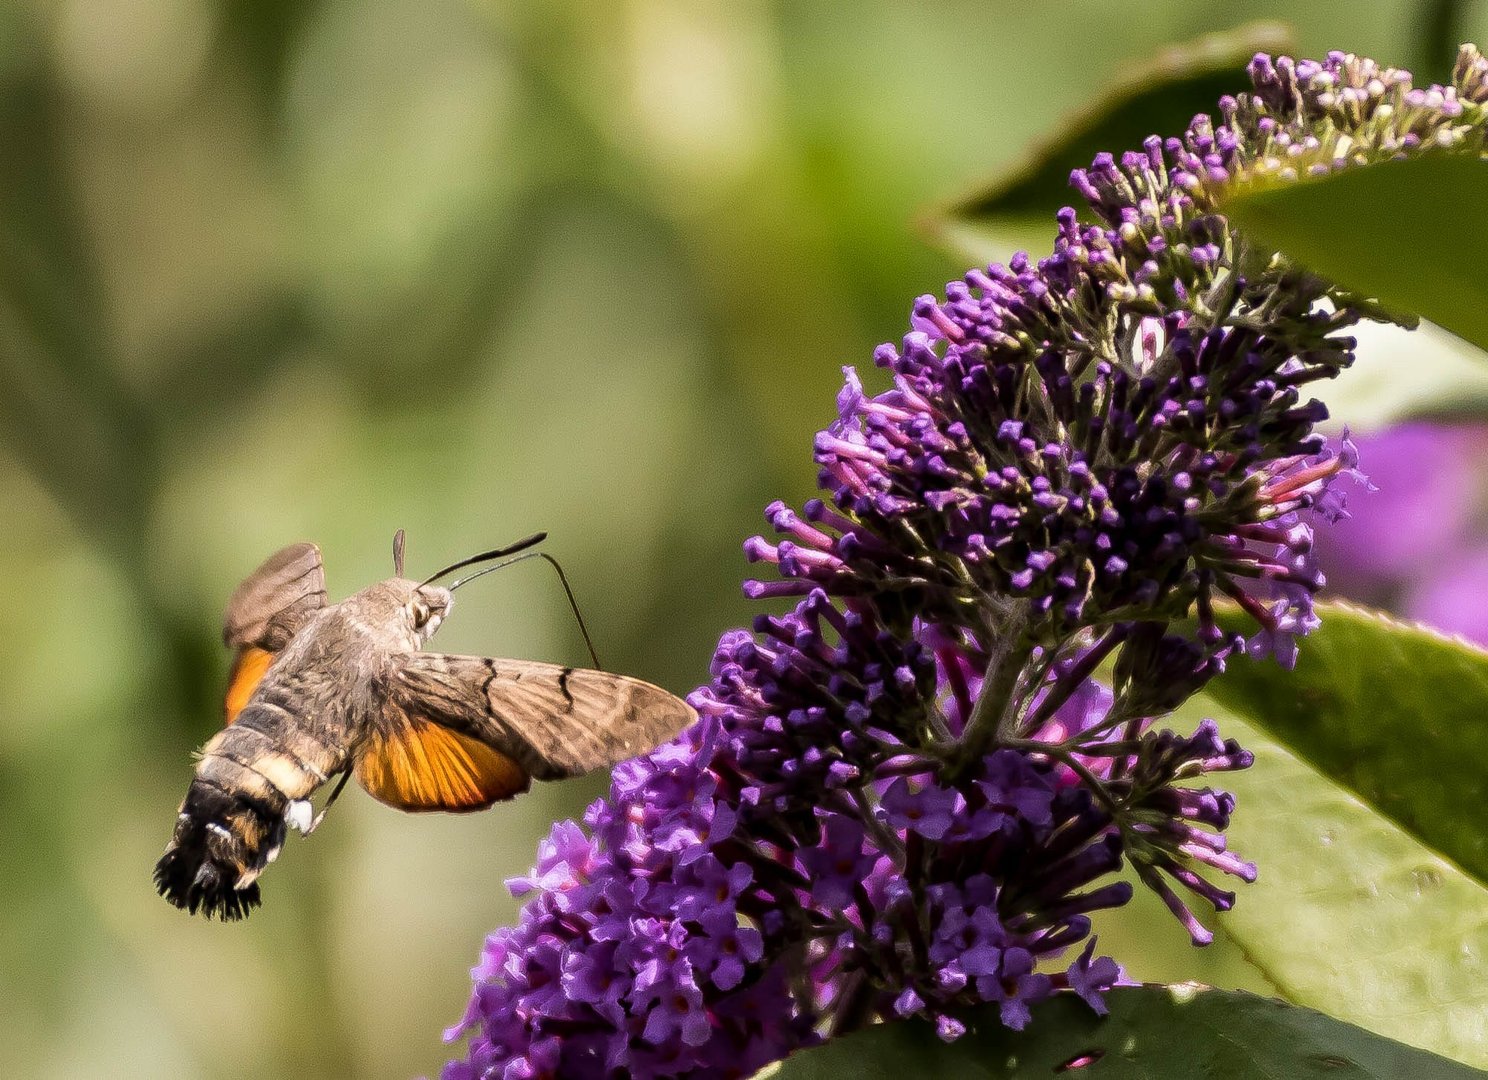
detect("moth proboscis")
(154, 531), (697, 920)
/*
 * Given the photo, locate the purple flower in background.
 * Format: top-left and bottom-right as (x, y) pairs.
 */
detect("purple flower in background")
(1409, 547), (1488, 643)
(1313, 422), (1488, 645)
(443, 46), (1488, 1079)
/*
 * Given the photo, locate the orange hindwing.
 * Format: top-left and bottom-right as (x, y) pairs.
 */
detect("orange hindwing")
(354, 714), (530, 812)
(224, 646), (275, 725)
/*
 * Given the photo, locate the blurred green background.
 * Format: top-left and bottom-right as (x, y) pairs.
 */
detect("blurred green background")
(2, 2), (1484, 1077)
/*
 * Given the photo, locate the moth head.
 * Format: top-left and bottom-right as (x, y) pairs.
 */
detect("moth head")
(398, 532), (548, 646)
(351, 578), (453, 648)
(407, 584), (452, 644)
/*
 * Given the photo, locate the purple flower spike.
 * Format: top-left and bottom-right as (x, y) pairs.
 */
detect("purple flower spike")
(442, 43), (1476, 1078)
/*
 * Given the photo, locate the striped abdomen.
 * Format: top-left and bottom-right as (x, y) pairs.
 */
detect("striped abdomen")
(154, 697), (345, 919)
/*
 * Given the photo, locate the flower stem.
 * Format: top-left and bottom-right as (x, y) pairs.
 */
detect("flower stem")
(830, 971), (877, 1037)
(949, 625), (1034, 778)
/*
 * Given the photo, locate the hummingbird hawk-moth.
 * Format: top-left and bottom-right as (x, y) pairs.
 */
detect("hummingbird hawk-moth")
(154, 531), (696, 920)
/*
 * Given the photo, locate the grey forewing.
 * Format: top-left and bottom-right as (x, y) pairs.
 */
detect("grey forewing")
(224, 542), (328, 650)
(390, 653), (698, 780)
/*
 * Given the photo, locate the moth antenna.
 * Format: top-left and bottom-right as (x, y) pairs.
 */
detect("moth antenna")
(538, 552), (603, 670)
(450, 551), (603, 669)
(393, 529), (407, 577)
(419, 533), (548, 588)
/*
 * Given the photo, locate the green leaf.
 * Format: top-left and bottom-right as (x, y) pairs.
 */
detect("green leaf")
(1222, 156), (1488, 353)
(1180, 694), (1488, 1066)
(923, 21), (1293, 264)
(1207, 601), (1488, 887)
(765, 986), (1485, 1078)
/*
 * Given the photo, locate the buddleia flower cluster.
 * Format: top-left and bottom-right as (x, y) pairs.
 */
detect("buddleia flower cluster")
(443, 47), (1488, 1079)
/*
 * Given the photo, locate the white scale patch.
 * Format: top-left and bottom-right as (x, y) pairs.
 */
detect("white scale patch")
(285, 799), (314, 835)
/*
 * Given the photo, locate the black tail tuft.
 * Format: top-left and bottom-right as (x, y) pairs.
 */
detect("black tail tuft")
(154, 844), (262, 920)
(154, 780), (283, 920)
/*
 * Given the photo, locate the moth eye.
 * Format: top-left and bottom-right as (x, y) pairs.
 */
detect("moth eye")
(412, 603), (431, 629)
